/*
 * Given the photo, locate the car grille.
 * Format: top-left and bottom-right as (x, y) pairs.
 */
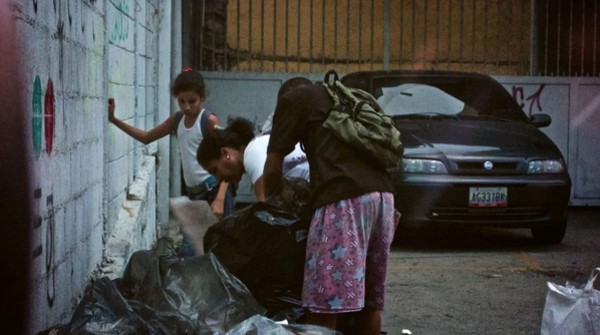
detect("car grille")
(455, 161), (520, 174)
(429, 206), (549, 224)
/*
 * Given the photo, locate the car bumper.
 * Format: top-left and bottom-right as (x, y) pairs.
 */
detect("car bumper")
(393, 173), (571, 229)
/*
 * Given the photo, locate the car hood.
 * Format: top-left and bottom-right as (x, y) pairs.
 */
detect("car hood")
(397, 119), (562, 159)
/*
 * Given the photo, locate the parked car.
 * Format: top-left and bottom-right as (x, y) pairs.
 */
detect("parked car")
(341, 70), (572, 243)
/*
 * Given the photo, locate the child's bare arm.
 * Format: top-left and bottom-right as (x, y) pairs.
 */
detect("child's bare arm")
(210, 181), (230, 219)
(108, 98), (174, 144)
(252, 177), (266, 202)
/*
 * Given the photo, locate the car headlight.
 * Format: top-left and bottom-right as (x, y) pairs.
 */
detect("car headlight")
(403, 158), (448, 174)
(527, 159), (565, 174)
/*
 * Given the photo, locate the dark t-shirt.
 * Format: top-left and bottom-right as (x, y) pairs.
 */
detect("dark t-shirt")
(267, 83), (395, 209)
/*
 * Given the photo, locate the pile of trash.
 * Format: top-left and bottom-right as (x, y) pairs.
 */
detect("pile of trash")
(57, 179), (341, 334)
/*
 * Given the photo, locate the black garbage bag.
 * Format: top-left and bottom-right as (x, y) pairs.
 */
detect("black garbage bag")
(249, 287), (304, 323)
(116, 237), (177, 301)
(204, 178), (311, 320)
(62, 239), (265, 335)
(149, 253), (265, 332)
(59, 277), (197, 335)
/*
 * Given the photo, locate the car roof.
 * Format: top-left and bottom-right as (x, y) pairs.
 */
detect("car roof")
(341, 69), (494, 81)
(340, 70), (507, 99)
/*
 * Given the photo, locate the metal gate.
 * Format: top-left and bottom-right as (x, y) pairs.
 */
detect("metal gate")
(184, 0), (600, 205)
(184, 0), (599, 77)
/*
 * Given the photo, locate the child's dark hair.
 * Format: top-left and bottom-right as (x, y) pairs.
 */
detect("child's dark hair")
(197, 118), (255, 165)
(171, 69), (206, 98)
(278, 77), (312, 99)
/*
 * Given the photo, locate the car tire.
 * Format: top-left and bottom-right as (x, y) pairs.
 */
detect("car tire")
(531, 220), (567, 244)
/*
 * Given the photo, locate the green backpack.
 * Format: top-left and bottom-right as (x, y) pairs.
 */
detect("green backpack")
(322, 70), (404, 169)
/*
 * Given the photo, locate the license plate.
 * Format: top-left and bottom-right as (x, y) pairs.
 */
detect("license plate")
(469, 187), (507, 207)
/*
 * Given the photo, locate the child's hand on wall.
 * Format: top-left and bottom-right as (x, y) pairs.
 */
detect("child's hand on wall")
(108, 98), (116, 122)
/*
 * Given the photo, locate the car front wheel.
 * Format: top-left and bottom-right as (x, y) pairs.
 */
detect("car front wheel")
(531, 219), (567, 244)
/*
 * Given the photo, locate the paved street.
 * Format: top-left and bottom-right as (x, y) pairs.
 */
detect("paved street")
(381, 207), (600, 335)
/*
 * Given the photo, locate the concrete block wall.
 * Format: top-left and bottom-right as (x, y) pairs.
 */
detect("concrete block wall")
(10, 1), (173, 333)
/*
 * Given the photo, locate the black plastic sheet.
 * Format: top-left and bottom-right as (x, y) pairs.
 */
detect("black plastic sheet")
(57, 178), (335, 334)
(60, 238), (265, 334)
(60, 277), (198, 335)
(203, 178), (311, 320)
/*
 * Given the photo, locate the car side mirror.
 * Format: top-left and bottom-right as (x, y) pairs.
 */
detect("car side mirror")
(530, 113), (551, 128)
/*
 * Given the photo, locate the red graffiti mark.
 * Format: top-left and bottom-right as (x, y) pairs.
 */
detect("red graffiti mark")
(511, 84), (546, 118)
(526, 84), (545, 117)
(44, 79), (55, 155)
(511, 86), (525, 109)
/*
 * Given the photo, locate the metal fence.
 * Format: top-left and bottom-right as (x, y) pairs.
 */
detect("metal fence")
(185, 0), (599, 76)
(534, 0), (599, 77)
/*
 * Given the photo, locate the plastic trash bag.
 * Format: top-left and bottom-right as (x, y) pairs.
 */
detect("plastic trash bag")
(59, 277), (197, 335)
(62, 238), (265, 334)
(116, 238), (176, 301)
(224, 314), (342, 335)
(204, 178), (311, 320)
(204, 202), (307, 289)
(540, 267), (600, 335)
(225, 315), (290, 335)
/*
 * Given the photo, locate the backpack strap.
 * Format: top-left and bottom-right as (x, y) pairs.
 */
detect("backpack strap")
(200, 109), (212, 135)
(171, 111), (184, 135)
(171, 109), (213, 136)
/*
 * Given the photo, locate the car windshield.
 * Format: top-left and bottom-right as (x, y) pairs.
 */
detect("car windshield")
(371, 76), (528, 122)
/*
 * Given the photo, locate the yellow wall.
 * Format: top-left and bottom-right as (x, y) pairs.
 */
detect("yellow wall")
(227, 0), (530, 74)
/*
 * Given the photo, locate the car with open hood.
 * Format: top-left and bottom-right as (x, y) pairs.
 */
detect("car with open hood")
(341, 70), (571, 243)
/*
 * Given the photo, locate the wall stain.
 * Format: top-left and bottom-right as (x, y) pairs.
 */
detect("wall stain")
(110, 0), (129, 43)
(53, 19), (64, 40)
(46, 194), (55, 307)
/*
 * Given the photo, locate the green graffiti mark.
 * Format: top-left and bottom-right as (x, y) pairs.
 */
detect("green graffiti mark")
(32, 75), (43, 160)
(110, 0), (129, 42)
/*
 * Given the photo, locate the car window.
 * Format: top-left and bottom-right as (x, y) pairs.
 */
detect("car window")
(370, 76), (528, 122)
(377, 84), (465, 116)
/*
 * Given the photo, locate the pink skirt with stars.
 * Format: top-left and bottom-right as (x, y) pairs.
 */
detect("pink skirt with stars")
(302, 192), (399, 313)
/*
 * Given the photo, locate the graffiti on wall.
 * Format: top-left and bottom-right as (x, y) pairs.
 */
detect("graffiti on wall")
(505, 81), (570, 170)
(110, 0), (129, 43)
(32, 75), (56, 159)
(32, 76), (43, 159)
(45, 193), (56, 307)
(32, 188), (55, 307)
(511, 84), (546, 118)
(44, 79), (55, 155)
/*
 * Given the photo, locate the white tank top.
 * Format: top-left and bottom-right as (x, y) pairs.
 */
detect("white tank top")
(244, 134), (310, 184)
(176, 109), (211, 187)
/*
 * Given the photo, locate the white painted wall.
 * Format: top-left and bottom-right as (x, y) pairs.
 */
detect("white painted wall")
(16, 1), (106, 331)
(11, 1), (173, 333)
